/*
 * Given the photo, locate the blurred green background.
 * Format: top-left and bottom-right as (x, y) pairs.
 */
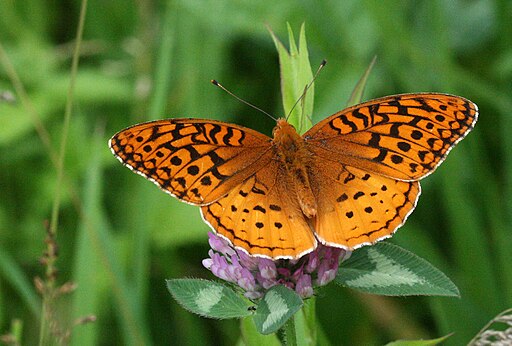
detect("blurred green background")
(0, 0), (511, 345)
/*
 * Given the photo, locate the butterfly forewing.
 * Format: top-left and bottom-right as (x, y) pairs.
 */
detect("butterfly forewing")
(304, 93), (478, 181)
(109, 119), (273, 205)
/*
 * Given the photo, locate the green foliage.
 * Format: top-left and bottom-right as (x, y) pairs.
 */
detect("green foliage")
(0, 0), (510, 345)
(252, 285), (303, 335)
(337, 243), (459, 297)
(167, 279), (252, 319)
(346, 55), (377, 106)
(384, 333), (452, 346)
(240, 317), (281, 346)
(270, 23), (314, 132)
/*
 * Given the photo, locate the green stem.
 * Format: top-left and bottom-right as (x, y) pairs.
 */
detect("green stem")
(39, 0), (87, 345)
(301, 297), (317, 344)
(284, 315), (298, 346)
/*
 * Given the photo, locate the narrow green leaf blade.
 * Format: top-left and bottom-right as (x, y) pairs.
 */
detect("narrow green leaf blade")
(253, 285), (303, 335)
(269, 26), (293, 115)
(296, 23), (315, 130)
(166, 278), (251, 319)
(346, 55), (377, 107)
(385, 333), (452, 346)
(336, 242), (460, 297)
(0, 247), (40, 317)
(286, 23), (299, 57)
(71, 126), (108, 346)
(269, 23), (313, 133)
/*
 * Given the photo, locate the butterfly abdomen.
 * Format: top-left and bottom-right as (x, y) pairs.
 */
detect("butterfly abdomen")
(272, 119), (317, 218)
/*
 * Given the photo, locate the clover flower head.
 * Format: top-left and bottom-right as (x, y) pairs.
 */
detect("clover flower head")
(203, 232), (349, 299)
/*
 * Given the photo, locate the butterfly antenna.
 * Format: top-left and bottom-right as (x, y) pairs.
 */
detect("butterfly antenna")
(211, 80), (277, 122)
(285, 59), (327, 121)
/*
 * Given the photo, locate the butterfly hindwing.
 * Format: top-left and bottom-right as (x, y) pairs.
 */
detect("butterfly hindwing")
(201, 159), (317, 259)
(304, 93), (478, 181)
(310, 163), (420, 249)
(109, 119), (273, 205)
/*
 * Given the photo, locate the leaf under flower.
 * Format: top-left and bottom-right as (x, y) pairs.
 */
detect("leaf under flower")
(252, 285), (303, 335)
(166, 278), (252, 319)
(336, 242), (459, 297)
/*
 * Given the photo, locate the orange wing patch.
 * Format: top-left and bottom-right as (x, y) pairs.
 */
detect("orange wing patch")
(310, 165), (420, 249)
(305, 93), (478, 181)
(110, 119), (272, 205)
(201, 159), (317, 259)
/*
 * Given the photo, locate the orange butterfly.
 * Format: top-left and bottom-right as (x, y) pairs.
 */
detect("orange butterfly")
(109, 93), (477, 259)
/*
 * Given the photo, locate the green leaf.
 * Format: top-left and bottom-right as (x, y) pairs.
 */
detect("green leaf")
(71, 125), (108, 346)
(269, 23), (314, 133)
(385, 333), (453, 345)
(336, 242), (460, 297)
(166, 278), (251, 319)
(346, 55), (377, 107)
(253, 285), (303, 335)
(0, 248), (40, 317)
(293, 297), (317, 346)
(239, 317), (281, 346)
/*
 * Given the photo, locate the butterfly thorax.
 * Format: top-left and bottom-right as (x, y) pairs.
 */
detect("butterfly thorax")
(272, 119), (317, 218)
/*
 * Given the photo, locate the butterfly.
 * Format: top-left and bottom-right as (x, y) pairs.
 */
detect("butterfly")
(109, 93), (478, 259)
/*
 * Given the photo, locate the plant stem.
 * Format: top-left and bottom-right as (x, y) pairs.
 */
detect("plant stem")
(284, 315), (298, 346)
(39, 0), (88, 345)
(302, 297), (317, 344)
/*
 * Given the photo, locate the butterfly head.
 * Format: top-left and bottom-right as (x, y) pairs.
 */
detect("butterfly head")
(271, 118), (304, 157)
(272, 118), (299, 140)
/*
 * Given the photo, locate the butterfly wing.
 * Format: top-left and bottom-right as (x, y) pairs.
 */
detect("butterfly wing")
(309, 163), (420, 249)
(201, 158), (317, 259)
(304, 93), (478, 181)
(303, 93), (475, 249)
(109, 119), (273, 205)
